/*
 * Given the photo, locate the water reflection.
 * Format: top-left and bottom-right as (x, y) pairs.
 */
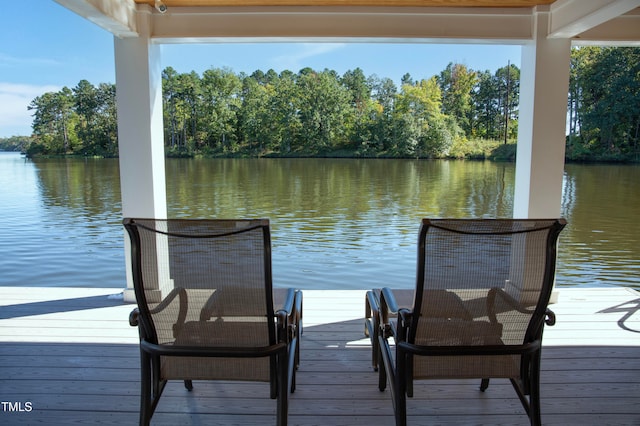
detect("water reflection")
(165, 159), (517, 289)
(33, 157), (122, 217)
(0, 154), (123, 287)
(167, 158), (515, 220)
(560, 164), (640, 288)
(1, 152), (637, 290)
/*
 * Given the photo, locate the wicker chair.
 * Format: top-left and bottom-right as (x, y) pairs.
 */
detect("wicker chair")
(376, 218), (566, 426)
(124, 218), (301, 426)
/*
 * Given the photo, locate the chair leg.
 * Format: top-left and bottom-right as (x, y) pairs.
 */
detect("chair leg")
(480, 378), (490, 391)
(395, 349), (408, 426)
(405, 356), (413, 398)
(371, 324), (379, 372)
(394, 388), (407, 426)
(270, 355), (278, 399)
(184, 380), (193, 391)
(139, 351), (152, 426)
(294, 290), (303, 371)
(295, 324), (301, 371)
(277, 350), (289, 426)
(140, 351), (165, 426)
(378, 355), (387, 391)
(528, 352), (542, 426)
(378, 332), (407, 426)
(288, 337), (298, 393)
(377, 334), (389, 391)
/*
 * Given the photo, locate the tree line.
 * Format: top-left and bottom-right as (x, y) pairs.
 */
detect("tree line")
(568, 47), (640, 161)
(6, 47), (639, 162)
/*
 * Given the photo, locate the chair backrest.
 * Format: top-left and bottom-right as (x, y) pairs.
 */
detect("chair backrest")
(410, 218), (566, 349)
(123, 218), (276, 351)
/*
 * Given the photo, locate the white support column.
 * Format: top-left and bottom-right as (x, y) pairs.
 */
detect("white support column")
(114, 13), (167, 303)
(514, 8), (571, 219)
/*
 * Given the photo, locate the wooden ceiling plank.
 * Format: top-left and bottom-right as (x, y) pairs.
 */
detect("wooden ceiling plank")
(149, 6), (534, 42)
(134, 0), (555, 7)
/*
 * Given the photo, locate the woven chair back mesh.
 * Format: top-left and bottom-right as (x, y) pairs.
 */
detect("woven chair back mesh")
(410, 219), (559, 380)
(132, 219), (274, 382)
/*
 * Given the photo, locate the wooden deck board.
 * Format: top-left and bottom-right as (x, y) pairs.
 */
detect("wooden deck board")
(0, 287), (639, 425)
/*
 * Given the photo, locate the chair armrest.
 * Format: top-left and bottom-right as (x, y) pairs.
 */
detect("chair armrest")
(487, 288), (557, 341)
(380, 287), (412, 321)
(545, 308), (556, 326)
(380, 287), (412, 342)
(293, 289), (303, 337)
(379, 287), (399, 322)
(365, 290), (380, 338)
(487, 287), (536, 324)
(129, 308), (140, 327)
(150, 287), (188, 315)
(276, 287), (296, 316)
(275, 288), (302, 344)
(146, 287), (188, 339)
(488, 287), (528, 311)
(366, 290), (380, 318)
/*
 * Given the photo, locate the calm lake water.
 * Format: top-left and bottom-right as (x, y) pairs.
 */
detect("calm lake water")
(1, 151), (638, 291)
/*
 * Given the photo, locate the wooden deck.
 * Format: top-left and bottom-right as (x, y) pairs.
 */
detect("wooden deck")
(0, 286), (638, 425)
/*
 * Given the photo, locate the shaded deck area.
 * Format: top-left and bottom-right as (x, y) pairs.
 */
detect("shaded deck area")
(1, 286), (638, 425)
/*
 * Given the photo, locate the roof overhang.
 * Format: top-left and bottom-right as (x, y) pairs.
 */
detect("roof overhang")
(54, 0), (640, 45)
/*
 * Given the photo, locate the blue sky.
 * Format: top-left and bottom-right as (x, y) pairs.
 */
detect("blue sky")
(1, 0), (522, 137)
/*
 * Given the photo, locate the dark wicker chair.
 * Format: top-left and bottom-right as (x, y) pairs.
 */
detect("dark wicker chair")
(376, 218), (566, 426)
(124, 218), (301, 426)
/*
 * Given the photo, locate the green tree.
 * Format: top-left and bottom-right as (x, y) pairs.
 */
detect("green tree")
(369, 75), (397, 152)
(73, 79), (99, 152)
(568, 47), (588, 148)
(296, 69), (351, 153)
(162, 68), (203, 154)
(93, 83), (118, 156)
(271, 70), (302, 154)
(163, 67), (186, 151)
(0, 135), (32, 152)
(438, 63), (478, 135)
(394, 78), (454, 157)
(73, 80), (117, 156)
(573, 47), (640, 159)
(28, 87), (78, 154)
(201, 67), (242, 153)
(341, 68), (376, 151)
(239, 72), (275, 154)
(29, 52), (640, 162)
(472, 70), (502, 140)
(495, 63), (520, 143)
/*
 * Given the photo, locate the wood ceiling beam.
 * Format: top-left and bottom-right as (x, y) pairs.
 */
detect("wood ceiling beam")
(55, 0), (139, 37)
(134, 0), (555, 7)
(56, 0), (639, 43)
(148, 6), (535, 43)
(548, 0), (640, 38)
(570, 8), (640, 45)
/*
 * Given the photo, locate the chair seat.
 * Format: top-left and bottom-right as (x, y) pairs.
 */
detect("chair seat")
(414, 317), (503, 346)
(175, 319), (271, 347)
(412, 318), (518, 379)
(413, 354), (521, 380)
(162, 356), (272, 382)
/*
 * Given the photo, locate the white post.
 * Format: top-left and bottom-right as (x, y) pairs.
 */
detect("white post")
(114, 12), (167, 303)
(514, 7), (571, 219)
